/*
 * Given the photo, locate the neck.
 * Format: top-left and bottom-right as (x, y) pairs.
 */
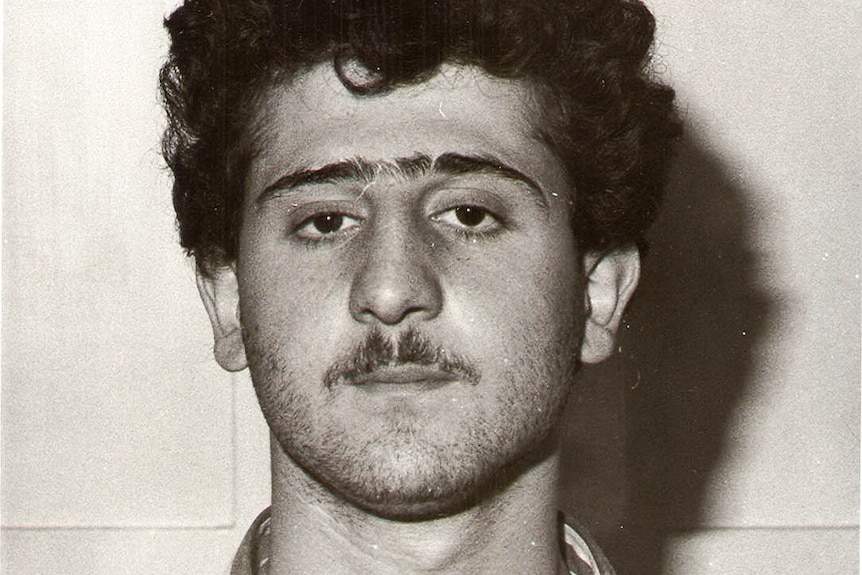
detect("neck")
(266, 437), (566, 575)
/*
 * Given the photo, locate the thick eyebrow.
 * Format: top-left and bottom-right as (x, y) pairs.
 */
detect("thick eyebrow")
(433, 152), (547, 206)
(256, 152), (546, 205)
(256, 155), (431, 204)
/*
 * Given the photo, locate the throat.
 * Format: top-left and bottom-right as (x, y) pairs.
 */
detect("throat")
(265, 445), (565, 575)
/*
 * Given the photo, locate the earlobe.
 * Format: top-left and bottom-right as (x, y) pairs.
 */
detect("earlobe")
(196, 266), (248, 372)
(580, 245), (641, 364)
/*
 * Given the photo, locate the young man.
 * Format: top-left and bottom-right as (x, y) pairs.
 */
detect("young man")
(160, 1), (679, 573)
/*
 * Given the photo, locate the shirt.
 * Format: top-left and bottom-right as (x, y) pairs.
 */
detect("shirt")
(230, 508), (617, 575)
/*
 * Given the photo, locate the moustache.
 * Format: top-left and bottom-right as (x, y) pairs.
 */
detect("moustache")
(323, 327), (480, 388)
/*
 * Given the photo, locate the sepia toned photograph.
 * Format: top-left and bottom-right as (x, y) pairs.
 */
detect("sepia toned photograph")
(2, 1), (859, 574)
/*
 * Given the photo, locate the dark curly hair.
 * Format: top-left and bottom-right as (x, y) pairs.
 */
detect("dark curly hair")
(160, 0), (680, 275)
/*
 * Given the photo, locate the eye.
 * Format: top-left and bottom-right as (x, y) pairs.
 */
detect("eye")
(295, 212), (362, 242)
(453, 206), (488, 227)
(432, 205), (501, 236)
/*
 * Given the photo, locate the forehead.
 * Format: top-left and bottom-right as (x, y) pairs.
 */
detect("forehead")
(246, 63), (570, 199)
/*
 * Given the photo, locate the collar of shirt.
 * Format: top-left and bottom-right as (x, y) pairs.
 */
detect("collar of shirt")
(230, 508), (616, 575)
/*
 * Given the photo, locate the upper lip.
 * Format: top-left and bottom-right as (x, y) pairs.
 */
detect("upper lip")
(349, 364), (459, 385)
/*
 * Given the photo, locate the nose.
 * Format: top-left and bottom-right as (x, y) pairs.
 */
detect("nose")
(349, 222), (443, 326)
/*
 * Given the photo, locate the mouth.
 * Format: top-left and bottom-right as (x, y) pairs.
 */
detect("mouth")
(347, 364), (460, 392)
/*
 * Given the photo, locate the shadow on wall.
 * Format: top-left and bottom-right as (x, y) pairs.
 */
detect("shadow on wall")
(559, 132), (776, 575)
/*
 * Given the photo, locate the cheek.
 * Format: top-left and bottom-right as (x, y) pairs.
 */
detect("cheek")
(439, 236), (584, 397)
(443, 234), (582, 332)
(237, 245), (350, 365)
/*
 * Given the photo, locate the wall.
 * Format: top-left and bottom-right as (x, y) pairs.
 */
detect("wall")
(650, 1), (859, 571)
(561, 2), (859, 572)
(2, 2), (272, 572)
(2, 1), (859, 574)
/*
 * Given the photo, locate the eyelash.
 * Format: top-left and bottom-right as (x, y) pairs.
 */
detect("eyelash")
(289, 205), (506, 247)
(430, 205), (505, 240)
(292, 212), (364, 246)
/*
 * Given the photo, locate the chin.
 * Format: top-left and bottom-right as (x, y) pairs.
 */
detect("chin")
(281, 420), (561, 522)
(345, 486), (485, 522)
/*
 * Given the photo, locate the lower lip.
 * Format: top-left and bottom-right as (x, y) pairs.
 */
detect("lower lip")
(352, 379), (455, 394)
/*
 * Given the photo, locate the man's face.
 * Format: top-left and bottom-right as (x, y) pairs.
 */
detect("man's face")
(237, 63), (584, 518)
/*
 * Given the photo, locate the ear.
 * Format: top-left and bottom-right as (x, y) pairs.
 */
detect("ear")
(580, 245), (641, 364)
(196, 266), (248, 372)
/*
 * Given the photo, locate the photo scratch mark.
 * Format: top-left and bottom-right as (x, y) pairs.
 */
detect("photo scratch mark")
(358, 180), (375, 200)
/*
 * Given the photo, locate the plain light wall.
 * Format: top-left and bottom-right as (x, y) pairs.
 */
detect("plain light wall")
(2, 1), (859, 574)
(601, 2), (858, 571)
(648, 0), (859, 527)
(3, 2), (270, 571)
